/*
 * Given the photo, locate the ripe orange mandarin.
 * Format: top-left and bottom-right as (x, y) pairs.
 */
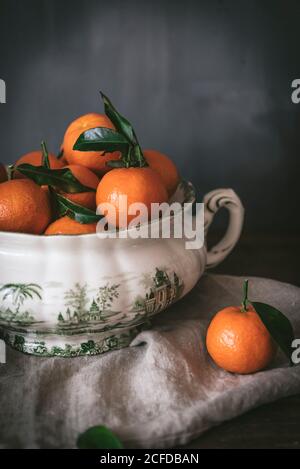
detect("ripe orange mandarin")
(143, 149), (180, 197)
(0, 179), (52, 234)
(206, 304), (277, 374)
(44, 216), (97, 235)
(96, 167), (168, 229)
(62, 113), (121, 175)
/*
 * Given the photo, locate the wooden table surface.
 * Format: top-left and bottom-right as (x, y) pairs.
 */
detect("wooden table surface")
(182, 233), (300, 449)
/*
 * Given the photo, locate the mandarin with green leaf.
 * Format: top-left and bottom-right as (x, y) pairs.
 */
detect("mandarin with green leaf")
(74, 93), (169, 228)
(62, 113), (121, 175)
(206, 281), (278, 374)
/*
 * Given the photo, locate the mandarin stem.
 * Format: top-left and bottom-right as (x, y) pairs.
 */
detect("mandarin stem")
(242, 279), (249, 312)
(132, 129), (148, 167)
(7, 164), (14, 180)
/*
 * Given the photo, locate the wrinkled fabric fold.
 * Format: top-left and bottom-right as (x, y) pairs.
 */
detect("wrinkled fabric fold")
(0, 275), (299, 448)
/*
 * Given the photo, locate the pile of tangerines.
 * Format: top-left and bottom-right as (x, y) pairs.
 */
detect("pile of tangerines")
(0, 93), (180, 235)
(0, 93), (294, 376)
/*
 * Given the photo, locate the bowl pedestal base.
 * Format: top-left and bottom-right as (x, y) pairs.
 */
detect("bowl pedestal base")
(0, 326), (144, 357)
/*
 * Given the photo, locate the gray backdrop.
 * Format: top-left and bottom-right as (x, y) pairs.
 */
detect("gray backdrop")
(0, 0), (300, 233)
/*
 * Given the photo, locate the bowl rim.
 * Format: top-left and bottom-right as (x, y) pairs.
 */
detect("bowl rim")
(0, 180), (196, 241)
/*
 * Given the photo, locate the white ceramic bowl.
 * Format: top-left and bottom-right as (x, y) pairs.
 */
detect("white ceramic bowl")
(0, 182), (244, 357)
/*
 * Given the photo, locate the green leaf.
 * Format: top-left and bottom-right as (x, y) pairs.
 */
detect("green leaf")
(77, 426), (123, 449)
(130, 144), (148, 167)
(251, 301), (295, 365)
(100, 91), (136, 145)
(53, 192), (103, 224)
(16, 164), (95, 194)
(41, 141), (50, 169)
(73, 127), (129, 159)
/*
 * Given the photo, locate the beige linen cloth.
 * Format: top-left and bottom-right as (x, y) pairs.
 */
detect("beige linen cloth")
(0, 274), (300, 449)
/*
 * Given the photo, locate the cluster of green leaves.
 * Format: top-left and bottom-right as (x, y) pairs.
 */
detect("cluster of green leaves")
(74, 92), (148, 168)
(15, 141), (102, 224)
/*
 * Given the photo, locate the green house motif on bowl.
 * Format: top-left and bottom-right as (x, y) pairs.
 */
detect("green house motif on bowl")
(0, 267), (184, 357)
(144, 268), (183, 315)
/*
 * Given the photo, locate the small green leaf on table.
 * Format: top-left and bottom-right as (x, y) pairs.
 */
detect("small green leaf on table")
(77, 426), (123, 449)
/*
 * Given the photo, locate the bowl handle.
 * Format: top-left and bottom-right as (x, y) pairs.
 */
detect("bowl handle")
(203, 188), (244, 269)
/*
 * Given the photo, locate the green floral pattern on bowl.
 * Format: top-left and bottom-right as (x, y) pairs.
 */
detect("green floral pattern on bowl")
(0, 268), (184, 356)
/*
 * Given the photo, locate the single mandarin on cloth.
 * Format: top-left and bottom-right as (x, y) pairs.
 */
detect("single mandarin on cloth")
(14, 150), (64, 179)
(0, 179), (52, 234)
(0, 163), (7, 183)
(62, 113), (121, 175)
(44, 216), (97, 235)
(59, 164), (100, 210)
(143, 149), (180, 197)
(96, 167), (168, 229)
(206, 281), (277, 374)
